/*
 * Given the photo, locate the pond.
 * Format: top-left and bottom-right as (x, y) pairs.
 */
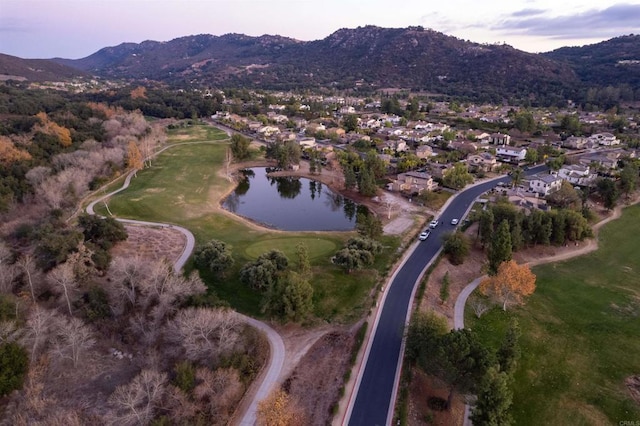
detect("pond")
(222, 168), (366, 231)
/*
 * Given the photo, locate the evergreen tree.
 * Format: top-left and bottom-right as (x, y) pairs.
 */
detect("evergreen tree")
(488, 220), (512, 275)
(498, 319), (521, 376)
(596, 178), (619, 210)
(406, 310), (449, 363)
(194, 240), (234, 277)
(440, 271), (450, 303)
(295, 243), (311, 278)
(478, 209), (494, 248)
(260, 271), (314, 322)
(0, 342), (28, 396)
(427, 329), (493, 409)
(230, 133), (251, 161)
(344, 164), (357, 190)
(356, 212), (383, 240)
(619, 162), (639, 198)
(443, 232), (470, 265)
(357, 165), (378, 197)
(470, 366), (514, 426)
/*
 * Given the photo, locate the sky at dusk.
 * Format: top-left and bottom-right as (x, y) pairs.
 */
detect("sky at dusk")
(1, 0), (639, 59)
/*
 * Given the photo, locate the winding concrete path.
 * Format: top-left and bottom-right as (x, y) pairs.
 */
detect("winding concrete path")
(85, 141), (285, 425)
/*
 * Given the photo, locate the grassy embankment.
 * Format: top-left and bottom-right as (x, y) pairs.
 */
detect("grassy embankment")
(95, 123), (400, 321)
(467, 204), (640, 424)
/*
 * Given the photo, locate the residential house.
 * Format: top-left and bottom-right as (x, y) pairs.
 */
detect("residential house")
(467, 152), (498, 172)
(416, 145), (434, 159)
(578, 151), (620, 171)
(465, 131), (491, 144)
(306, 122), (326, 134)
(388, 171), (438, 194)
(589, 132), (619, 146)
(326, 127), (346, 138)
(292, 118), (308, 129)
(527, 173), (563, 196)
(490, 132), (511, 145)
(298, 137), (316, 148)
(380, 139), (408, 153)
(558, 164), (596, 186)
(277, 132), (297, 142)
(496, 146), (527, 164)
(562, 136), (588, 149)
(449, 141), (478, 155)
(425, 163), (453, 180)
(266, 112), (289, 124)
(258, 126), (280, 137)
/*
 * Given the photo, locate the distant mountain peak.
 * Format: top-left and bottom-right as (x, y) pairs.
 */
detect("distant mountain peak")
(1, 26), (632, 103)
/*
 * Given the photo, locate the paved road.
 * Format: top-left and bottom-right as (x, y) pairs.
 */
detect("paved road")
(346, 165), (547, 426)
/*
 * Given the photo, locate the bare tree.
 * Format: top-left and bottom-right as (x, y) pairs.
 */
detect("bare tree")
(37, 176), (65, 210)
(25, 166), (52, 188)
(166, 308), (241, 363)
(193, 367), (243, 421)
(128, 312), (161, 348)
(16, 254), (38, 302)
(163, 385), (198, 423)
(469, 296), (491, 319)
(382, 195), (398, 219)
(0, 242), (18, 294)
(141, 262), (206, 316)
(51, 316), (95, 368)
(0, 319), (21, 344)
(65, 242), (95, 283)
(108, 256), (148, 313)
(107, 369), (167, 426)
(21, 307), (59, 360)
(47, 262), (78, 315)
(5, 358), (58, 422)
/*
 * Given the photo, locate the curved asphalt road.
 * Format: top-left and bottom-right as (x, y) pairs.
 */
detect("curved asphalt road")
(86, 142), (286, 425)
(346, 165), (547, 426)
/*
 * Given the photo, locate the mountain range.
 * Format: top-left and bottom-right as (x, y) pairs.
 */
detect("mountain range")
(2, 26), (639, 103)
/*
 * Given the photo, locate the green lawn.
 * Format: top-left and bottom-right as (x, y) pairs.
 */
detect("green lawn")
(95, 124), (399, 321)
(467, 204), (640, 424)
(166, 122), (230, 143)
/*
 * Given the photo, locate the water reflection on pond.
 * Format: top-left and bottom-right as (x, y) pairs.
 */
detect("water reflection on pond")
(222, 168), (366, 231)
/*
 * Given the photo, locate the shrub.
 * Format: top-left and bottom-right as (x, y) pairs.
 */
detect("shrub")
(0, 342), (28, 396)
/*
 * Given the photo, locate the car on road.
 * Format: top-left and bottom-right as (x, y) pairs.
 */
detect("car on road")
(418, 230), (430, 241)
(450, 218), (459, 225)
(429, 220), (439, 228)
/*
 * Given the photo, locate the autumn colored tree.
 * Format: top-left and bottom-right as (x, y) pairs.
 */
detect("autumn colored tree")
(35, 112), (72, 147)
(130, 86), (147, 99)
(126, 140), (143, 176)
(256, 389), (306, 426)
(0, 136), (32, 165)
(480, 260), (536, 311)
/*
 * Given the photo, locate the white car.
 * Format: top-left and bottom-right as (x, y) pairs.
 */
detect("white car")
(451, 218), (459, 225)
(429, 220), (439, 228)
(419, 230), (430, 241)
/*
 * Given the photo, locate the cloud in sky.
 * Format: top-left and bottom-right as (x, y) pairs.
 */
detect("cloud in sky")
(494, 3), (640, 39)
(510, 9), (546, 18)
